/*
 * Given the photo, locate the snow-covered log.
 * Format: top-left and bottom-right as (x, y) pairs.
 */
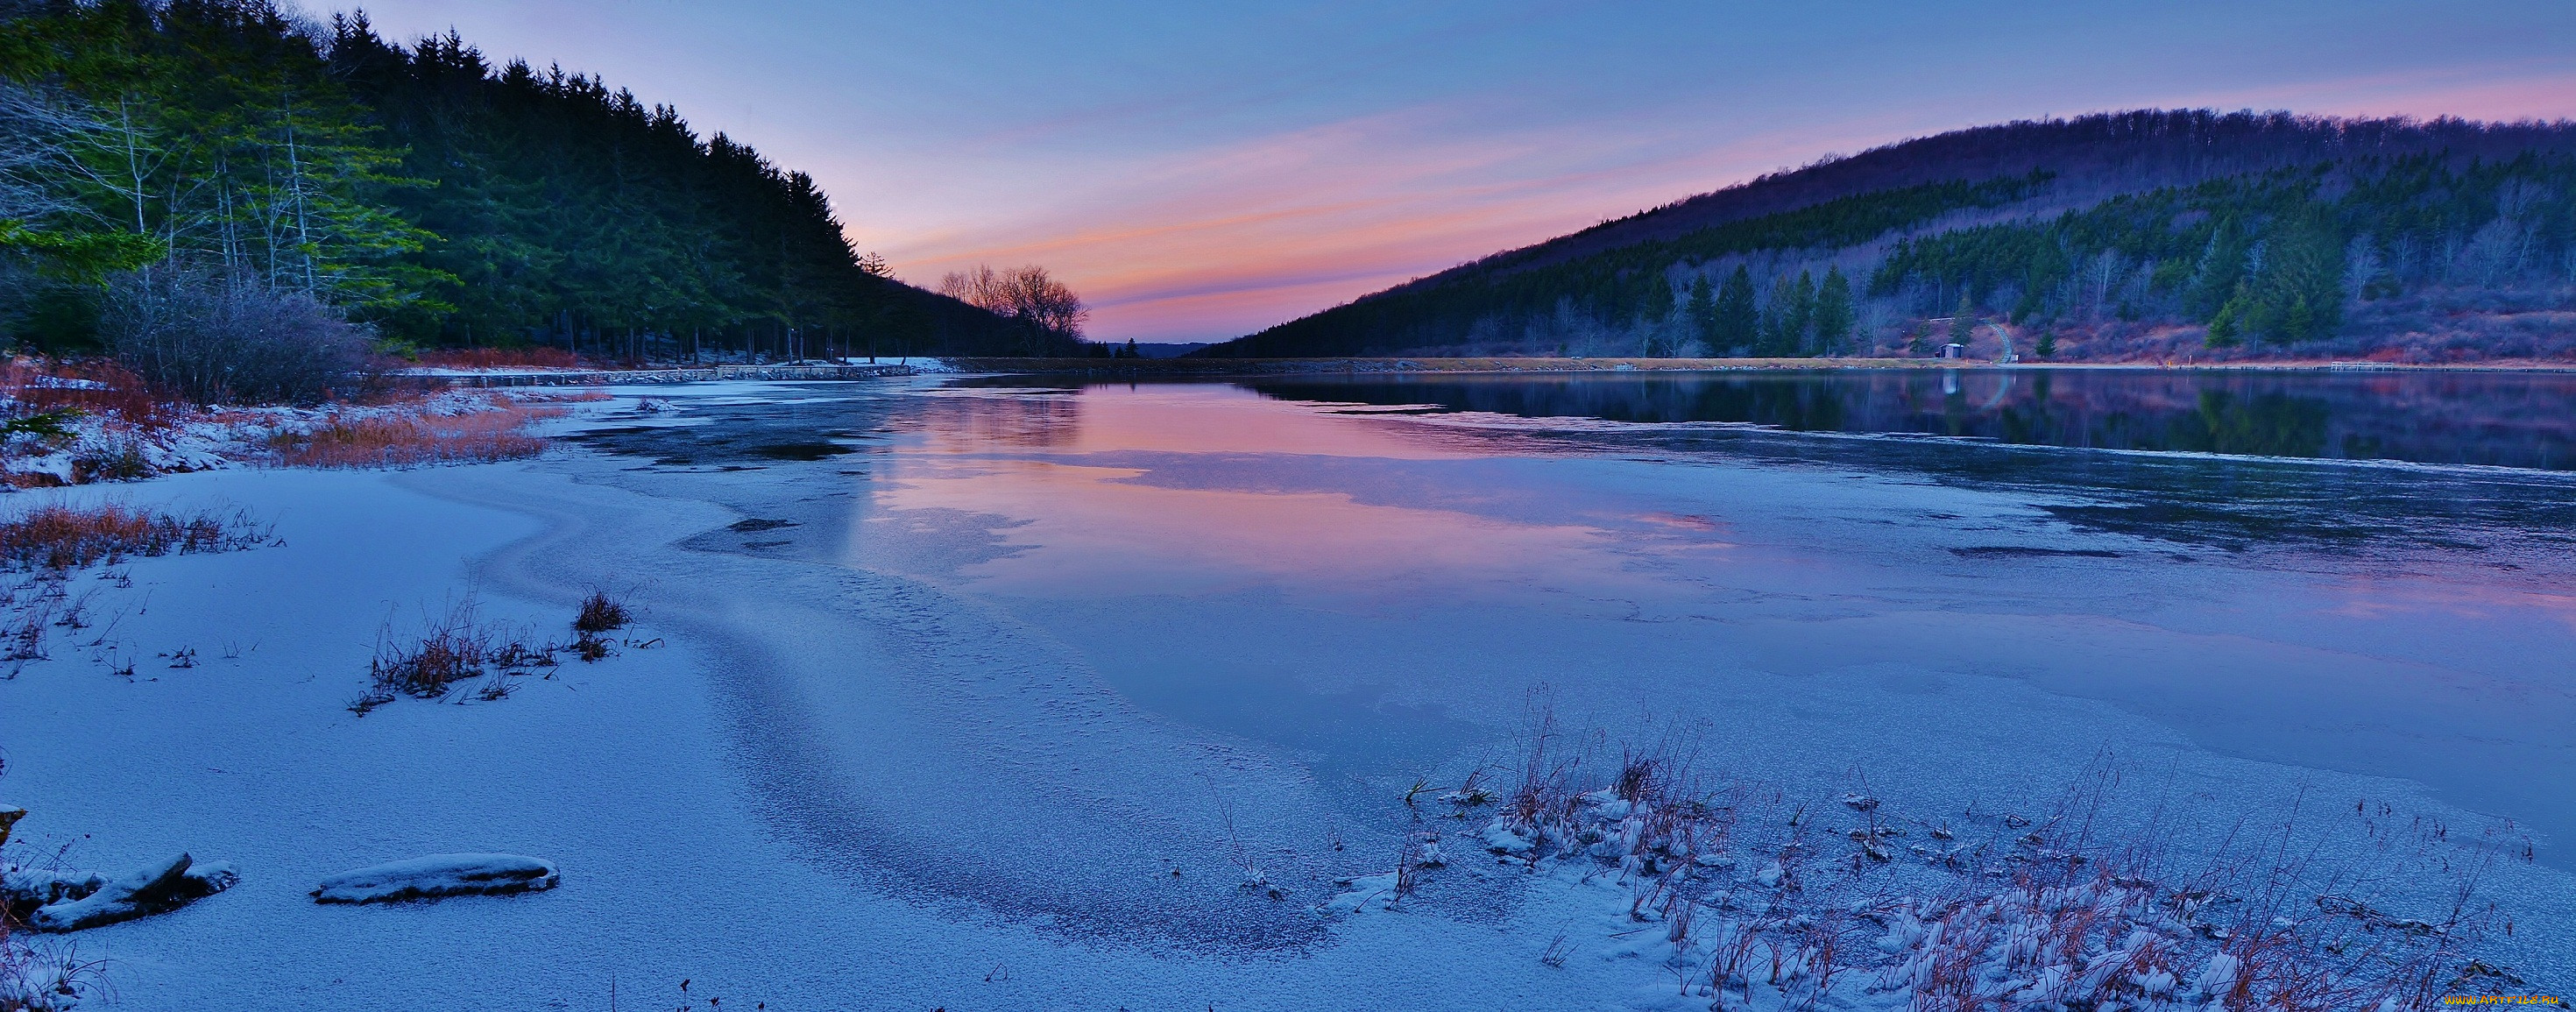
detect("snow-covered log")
(310, 853), (559, 904)
(18, 853), (238, 931)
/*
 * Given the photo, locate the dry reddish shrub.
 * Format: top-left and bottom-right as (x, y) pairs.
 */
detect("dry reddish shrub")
(1, 357), (170, 428)
(1, 473), (66, 491)
(0, 503), (258, 571)
(269, 410), (547, 469)
(416, 347), (588, 371)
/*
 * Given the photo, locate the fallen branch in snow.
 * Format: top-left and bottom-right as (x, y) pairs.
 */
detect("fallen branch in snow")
(0, 810), (238, 941)
(310, 853), (558, 904)
(8, 853), (238, 933)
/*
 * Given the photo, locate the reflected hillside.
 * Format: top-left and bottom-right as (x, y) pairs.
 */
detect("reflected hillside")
(1239, 369), (2576, 471)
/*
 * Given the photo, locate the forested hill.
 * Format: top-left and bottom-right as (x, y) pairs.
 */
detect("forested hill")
(1207, 110), (2576, 364)
(0, 0), (1072, 359)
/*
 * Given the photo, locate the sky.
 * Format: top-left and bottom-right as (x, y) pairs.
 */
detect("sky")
(343, 2), (2576, 343)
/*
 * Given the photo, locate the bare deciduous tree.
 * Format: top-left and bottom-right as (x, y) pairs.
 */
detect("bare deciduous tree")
(0, 80), (102, 224)
(938, 264), (1086, 338)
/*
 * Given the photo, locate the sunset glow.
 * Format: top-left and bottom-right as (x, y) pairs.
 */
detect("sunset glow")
(346, 1), (2576, 342)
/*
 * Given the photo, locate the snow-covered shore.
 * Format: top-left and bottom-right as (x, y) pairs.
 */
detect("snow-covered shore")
(2, 379), (2567, 1008)
(0, 386), (581, 487)
(0, 423), (1723, 1009)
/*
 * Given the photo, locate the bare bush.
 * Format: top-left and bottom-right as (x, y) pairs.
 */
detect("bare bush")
(103, 268), (377, 406)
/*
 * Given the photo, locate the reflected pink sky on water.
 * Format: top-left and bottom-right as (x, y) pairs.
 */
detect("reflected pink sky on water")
(843, 379), (2576, 874)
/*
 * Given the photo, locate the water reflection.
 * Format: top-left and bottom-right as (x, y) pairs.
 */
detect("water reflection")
(1234, 369), (2576, 471)
(859, 378), (2576, 879)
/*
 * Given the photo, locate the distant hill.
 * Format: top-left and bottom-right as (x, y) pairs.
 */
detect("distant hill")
(1204, 110), (2576, 364)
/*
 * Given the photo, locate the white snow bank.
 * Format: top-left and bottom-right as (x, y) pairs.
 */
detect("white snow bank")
(310, 853), (559, 904)
(1, 387), (610, 486)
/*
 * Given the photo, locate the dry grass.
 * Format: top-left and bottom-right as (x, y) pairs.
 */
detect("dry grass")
(1443, 696), (2519, 1011)
(269, 409), (548, 469)
(3, 761), (103, 1011)
(355, 598), (563, 712)
(354, 598), (599, 713)
(0, 920), (97, 1012)
(0, 504), (262, 572)
(0, 504), (265, 676)
(1, 357), (167, 428)
(571, 590), (629, 634)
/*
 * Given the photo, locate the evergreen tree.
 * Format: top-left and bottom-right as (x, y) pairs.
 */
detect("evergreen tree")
(1683, 274), (1715, 350)
(1812, 265), (1853, 354)
(2184, 216), (2252, 322)
(2214, 209), (2344, 343)
(1759, 272), (1815, 357)
(10, 1), (436, 311)
(1714, 265), (1758, 354)
(1948, 293), (1976, 350)
(1641, 274), (1674, 323)
(1789, 270), (1817, 354)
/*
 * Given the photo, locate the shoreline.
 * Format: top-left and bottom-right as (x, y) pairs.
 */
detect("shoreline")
(497, 356), (2576, 382)
(943, 355), (2576, 376)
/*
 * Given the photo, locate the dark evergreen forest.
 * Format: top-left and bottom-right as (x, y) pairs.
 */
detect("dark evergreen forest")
(1210, 111), (2576, 363)
(0, 0), (1075, 361)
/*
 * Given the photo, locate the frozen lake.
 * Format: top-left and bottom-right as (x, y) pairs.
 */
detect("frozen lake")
(16, 366), (2572, 1008)
(560, 367), (2576, 955)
